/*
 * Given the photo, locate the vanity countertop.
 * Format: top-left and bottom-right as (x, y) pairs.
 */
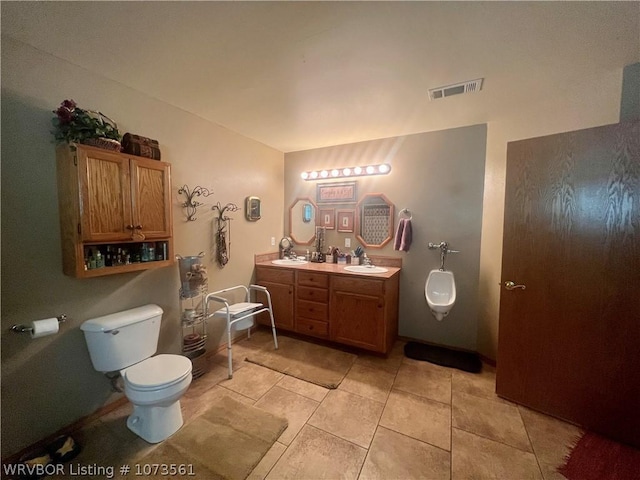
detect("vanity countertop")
(255, 257), (401, 279)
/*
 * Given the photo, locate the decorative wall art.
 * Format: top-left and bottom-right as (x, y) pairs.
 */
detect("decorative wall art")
(316, 182), (357, 204)
(336, 209), (355, 233)
(318, 208), (335, 229)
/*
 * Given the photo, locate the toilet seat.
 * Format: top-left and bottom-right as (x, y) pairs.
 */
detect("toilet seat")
(123, 354), (192, 391)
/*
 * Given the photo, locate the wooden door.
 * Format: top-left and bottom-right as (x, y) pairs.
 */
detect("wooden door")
(256, 281), (295, 331)
(78, 147), (132, 242)
(496, 122), (640, 447)
(130, 157), (172, 239)
(330, 277), (385, 352)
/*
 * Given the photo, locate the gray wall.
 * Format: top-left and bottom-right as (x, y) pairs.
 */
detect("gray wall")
(620, 62), (640, 123)
(284, 125), (486, 350)
(1, 37), (284, 458)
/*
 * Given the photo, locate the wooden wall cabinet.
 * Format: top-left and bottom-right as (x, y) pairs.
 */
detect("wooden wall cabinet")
(56, 143), (174, 277)
(255, 265), (399, 354)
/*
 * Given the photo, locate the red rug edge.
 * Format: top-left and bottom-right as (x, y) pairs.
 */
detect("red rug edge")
(557, 431), (640, 480)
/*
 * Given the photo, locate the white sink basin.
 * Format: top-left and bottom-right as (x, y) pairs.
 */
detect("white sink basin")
(344, 265), (389, 274)
(271, 259), (309, 266)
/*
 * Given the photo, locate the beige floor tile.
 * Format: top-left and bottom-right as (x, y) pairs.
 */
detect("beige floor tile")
(354, 341), (405, 374)
(184, 363), (229, 399)
(277, 375), (329, 402)
(247, 441), (287, 480)
(452, 391), (532, 452)
(254, 386), (320, 445)
(518, 406), (582, 470)
(308, 389), (384, 449)
(451, 364), (511, 405)
(338, 363), (396, 404)
(379, 390), (451, 451)
(219, 362), (284, 400)
(393, 360), (452, 405)
(359, 426), (450, 480)
(266, 425), (366, 480)
(452, 428), (543, 480)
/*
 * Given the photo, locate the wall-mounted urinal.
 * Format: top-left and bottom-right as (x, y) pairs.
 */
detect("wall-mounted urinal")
(425, 269), (456, 321)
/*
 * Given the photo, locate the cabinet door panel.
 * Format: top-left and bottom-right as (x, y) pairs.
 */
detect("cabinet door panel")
(330, 290), (384, 352)
(79, 149), (131, 241)
(256, 281), (294, 331)
(131, 158), (171, 238)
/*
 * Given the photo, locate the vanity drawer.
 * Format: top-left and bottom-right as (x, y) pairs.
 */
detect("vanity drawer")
(332, 276), (384, 296)
(256, 267), (294, 284)
(297, 300), (328, 321)
(297, 286), (329, 303)
(297, 271), (329, 288)
(296, 317), (329, 339)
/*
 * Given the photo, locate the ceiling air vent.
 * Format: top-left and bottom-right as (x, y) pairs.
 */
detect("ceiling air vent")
(428, 78), (483, 101)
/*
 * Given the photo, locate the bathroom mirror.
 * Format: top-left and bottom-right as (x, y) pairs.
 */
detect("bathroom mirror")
(289, 197), (317, 245)
(356, 193), (395, 248)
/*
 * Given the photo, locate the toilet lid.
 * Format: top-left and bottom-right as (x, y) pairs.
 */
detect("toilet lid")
(124, 354), (192, 390)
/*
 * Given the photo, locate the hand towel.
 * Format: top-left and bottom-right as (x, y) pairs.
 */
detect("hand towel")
(394, 218), (406, 251)
(400, 219), (413, 252)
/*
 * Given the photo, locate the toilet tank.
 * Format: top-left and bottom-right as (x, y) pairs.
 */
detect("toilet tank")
(81, 304), (163, 372)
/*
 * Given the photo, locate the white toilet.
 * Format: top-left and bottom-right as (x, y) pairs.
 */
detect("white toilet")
(425, 269), (456, 321)
(81, 304), (192, 443)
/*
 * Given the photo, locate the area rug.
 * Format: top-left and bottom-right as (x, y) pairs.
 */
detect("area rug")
(557, 431), (640, 480)
(245, 335), (357, 388)
(138, 395), (287, 480)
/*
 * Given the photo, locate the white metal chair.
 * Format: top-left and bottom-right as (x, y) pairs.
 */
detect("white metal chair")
(205, 284), (278, 379)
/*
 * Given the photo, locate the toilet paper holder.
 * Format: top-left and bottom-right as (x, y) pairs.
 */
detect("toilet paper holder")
(10, 315), (67, 334)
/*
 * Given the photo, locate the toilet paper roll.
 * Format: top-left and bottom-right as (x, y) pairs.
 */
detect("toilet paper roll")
(30, 318), (59, 338)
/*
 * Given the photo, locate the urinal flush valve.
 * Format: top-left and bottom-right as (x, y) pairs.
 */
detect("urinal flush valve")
(428, 242), (460, 270)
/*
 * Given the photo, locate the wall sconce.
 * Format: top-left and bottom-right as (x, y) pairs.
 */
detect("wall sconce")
(300, 163), (391, 181)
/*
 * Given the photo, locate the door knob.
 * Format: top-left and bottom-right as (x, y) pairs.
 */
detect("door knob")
(504, 281), (526, 290)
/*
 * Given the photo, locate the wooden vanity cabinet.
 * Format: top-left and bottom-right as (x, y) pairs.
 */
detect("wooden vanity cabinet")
(295, 271), (330, 339)
(330, 274), (399, 354)
(255, 267), (295, 330)
(56, 143), (173, 277)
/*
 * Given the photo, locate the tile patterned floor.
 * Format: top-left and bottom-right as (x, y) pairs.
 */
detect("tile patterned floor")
(51, 330), (585, 479)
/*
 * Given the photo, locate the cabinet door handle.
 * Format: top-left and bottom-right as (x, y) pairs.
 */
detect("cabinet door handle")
(135, 224), (143, 230)
(126, 224), (134, 230)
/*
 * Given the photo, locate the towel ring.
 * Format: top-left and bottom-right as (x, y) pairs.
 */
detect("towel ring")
(399, 208), (412, 220)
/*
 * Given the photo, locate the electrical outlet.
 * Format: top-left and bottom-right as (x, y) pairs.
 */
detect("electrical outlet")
(345, 238), (351, 248)
(271, 237), (276, 246)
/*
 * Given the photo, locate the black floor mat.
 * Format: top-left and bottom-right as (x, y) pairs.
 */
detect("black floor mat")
(404, 342), (482, 373)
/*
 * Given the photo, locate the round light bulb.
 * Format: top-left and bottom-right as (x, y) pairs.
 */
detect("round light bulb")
(320, 170), (329, 178)
(301, 172), (309, 180)
(331, 169), (340, 177)
(366, 166), (375, 174)
(353, 166), (362, 175)
(378, 164), (390, 174)
(310, 171), (318, 179)
(342, 168), (351, 176)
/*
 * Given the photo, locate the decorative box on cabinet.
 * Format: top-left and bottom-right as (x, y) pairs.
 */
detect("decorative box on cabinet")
(255, 267), (295, 330)
(56, 143), (174, 277)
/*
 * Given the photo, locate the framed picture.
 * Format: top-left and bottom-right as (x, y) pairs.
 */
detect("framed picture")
(318, 208), (335, 229)
(316, 181), (357, 204)
(336, 209), (355, 233)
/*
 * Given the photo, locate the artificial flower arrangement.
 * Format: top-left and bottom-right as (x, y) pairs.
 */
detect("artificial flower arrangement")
(51, 99), (121, 148)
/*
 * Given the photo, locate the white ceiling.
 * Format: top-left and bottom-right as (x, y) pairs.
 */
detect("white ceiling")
(2, 1), (639, 152)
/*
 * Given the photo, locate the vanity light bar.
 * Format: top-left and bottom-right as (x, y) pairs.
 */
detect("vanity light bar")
(301, 163), (391, 181)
